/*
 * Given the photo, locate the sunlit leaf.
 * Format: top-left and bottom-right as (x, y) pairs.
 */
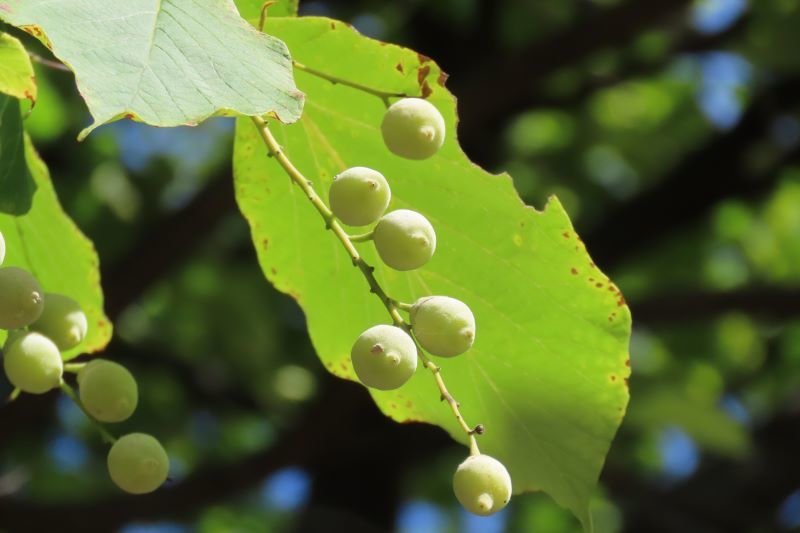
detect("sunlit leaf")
(233, 17), (631, 528)
(0, 0), (303, 139)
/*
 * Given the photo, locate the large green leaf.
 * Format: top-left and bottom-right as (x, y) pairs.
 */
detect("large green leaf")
(0, 31), (36, 101)
(0, 135), (111, 359)
(233, 17), (631, 528)
(0, 0), (303, 139)
(0, 95), (35, 215)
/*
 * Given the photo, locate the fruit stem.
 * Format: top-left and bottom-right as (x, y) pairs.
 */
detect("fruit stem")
(292, 61), (410, 107)
(6, 387), (21, 403)
(63, 362), (87, 374)
(349, 231), (374, 243)
(395, 301), (414, 312)
(250, 117), (481, 454)
(59, 380), (117, 444)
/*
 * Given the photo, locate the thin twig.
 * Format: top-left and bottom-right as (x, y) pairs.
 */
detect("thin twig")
(292, 61), (411, 107)
(59, 381), (116, 444)
(27, 52), (70, 72)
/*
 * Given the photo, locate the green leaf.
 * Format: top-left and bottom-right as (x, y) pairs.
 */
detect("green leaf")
(0, 94), (35, 215)
(0, 0), (304, 139)
(0, 134), (112, 359)
(0, 31), (36, 101)
(233, 17), (631, 528)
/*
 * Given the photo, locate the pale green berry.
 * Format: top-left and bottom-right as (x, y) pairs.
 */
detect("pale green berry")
(107, 433), (169, 494)
(329, 167), (391, 226)
(373, 210), (436, 271)
(78, 359), (138, 423)
(0, 267), (45, 330)
(411, 296), (476, 357)
(31, 293), (88, 351)
(0, 231), (5, 266)
(453, 454), (512, 516)
(381, 98), (446, 160)
(2, 331), (63, 394)
(351, 324), (417, 390)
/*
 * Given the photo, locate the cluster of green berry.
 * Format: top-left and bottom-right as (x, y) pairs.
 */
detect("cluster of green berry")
(0, 231), (168, 495)
(327, 98), (512, 516)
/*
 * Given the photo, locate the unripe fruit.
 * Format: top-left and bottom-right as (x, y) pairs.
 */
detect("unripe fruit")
(0, 267), (45, 329)
(411, 296), (476, 357)
(0, 231), (5, 265)
(453, 454), (512, 516)
(329, 167), (391, 226)
(2, 331), (63, 394)
(351, 324), (417, 390)
(381, 98), (446, 160)
(31, 293), (88, 351)
(78, 359), (138, 423)
(107, 433), (169, 494)
(373, 210), (436, 271)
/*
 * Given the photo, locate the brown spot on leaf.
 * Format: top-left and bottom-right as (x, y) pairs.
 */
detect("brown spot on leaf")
(437, 71), (449, 86)
(262, 239), (269, 250)
(405, 401), (412, 408)
(624, 377), (629, 387)
(589, 262), (597, 268)
(270, 268), (277, 275)
(595, 282), (604, 289)
(396, 62), (404, 74)
(625, 359), (631, 367)
(417, 52), (432, 64)
(420, 81), (432, 99)
(390, 403), (398, 409)
(330, 21), (337, 29)
(570, 267), (578, 275)
(610, 375), (616, 381)
(417, 65), (431, 86)
(562, 231), (570, 239)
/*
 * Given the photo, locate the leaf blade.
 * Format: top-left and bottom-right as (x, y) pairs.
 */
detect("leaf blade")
(0, 135), (112, 359)
(234, 16), (631, 528)
(0, 0), (304, 138)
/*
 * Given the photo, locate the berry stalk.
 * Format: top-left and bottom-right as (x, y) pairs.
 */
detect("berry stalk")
(250, 116), (481, 455)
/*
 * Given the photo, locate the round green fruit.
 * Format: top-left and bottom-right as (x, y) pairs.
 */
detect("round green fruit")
(31, 293), (88, 351)
(373, 210), (436, 271)
(411, 296), (476, 357)
(2, 331), (63, 394)
(78, 359), (138, 423)
(329, 167), (391, 226)
(381, 98), (445, 160)
(453, 454), (512, 516)
(107, 433), (169, 495)
(0, 267), (45, 330)
(351, 324), (417, 390)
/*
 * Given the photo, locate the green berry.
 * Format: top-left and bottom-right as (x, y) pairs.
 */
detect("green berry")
(0, 267), (45, 330)
(381, 98), (446, 160)
(329, 167), (391, 226)
(0, 231), (5, 266)
(351, 324), (417, 390)
(373, 210), (436, 271)
(2, 331), (63, 394)
(78, 359), (138, 423)
(453, 454), (512, 516)
(107, 433), (169, 494)
(411, 296), (476, 357)
(31, 293), (88, 351)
